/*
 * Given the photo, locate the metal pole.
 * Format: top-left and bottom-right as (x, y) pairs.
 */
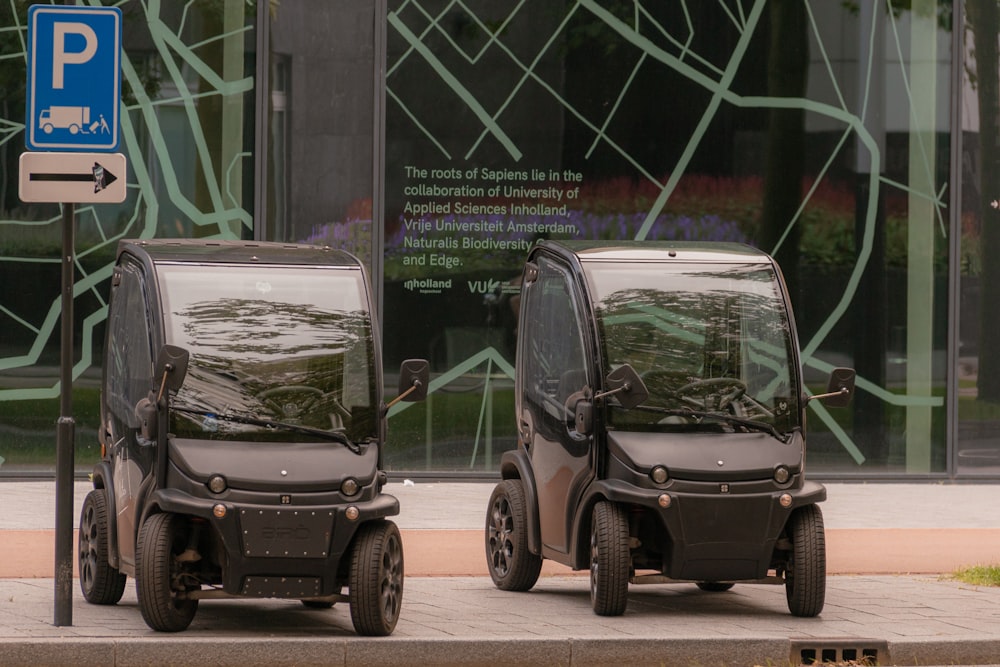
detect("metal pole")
(54, 202), (75, 626)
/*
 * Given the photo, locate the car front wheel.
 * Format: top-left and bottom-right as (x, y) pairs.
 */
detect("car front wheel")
(590, 500), (629, 616)
(784, 504), (826, 617)
(349, 520), (404, 636)
(135, 513), (198, 632)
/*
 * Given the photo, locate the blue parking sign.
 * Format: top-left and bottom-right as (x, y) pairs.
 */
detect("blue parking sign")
(26, 5), (121, 152)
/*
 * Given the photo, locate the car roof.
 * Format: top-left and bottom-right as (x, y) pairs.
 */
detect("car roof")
(539, 240), (772, 264)
(117, 239), (363, 268)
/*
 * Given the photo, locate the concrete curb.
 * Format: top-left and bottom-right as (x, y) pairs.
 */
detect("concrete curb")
(6, 635), (1000, 666)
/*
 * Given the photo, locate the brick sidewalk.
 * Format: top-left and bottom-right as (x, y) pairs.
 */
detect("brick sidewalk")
(2, 481), (1000, 665)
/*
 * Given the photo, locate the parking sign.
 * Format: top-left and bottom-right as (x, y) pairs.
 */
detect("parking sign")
(26, 5), (121, 151)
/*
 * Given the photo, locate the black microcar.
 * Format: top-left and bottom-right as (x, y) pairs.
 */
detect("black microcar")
(485, 241), (854, 617)
(79, 239), (427, 635)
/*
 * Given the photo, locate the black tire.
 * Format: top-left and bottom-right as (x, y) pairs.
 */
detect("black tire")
(78, 488), (126, 605)
(785, 504), (826, 617)
(135, 513), (198, 632)
(590, 501), (629, 616)
(696, 581), (734, 592)
(485, 479), (542, 591)
(349, 520), (404, 636)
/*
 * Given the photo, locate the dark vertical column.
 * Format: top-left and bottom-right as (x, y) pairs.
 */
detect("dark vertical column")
(853, 177), (887, 464)
(852, 0), (887, 468)
(54, 203), (75, 626)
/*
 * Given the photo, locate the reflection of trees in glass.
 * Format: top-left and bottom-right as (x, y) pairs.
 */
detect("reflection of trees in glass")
(178, 298), (368, 358)
(593, 271), (792, 403)
(172, 298), (375, 436)
(596, 287), (707, 380)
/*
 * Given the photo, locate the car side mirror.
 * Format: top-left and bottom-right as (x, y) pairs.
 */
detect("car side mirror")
(135, 393), (158, 441)
(154, 344), (189, 400)
(594, 363), (649, 410)
(574, 400), (593, 436)
(387, 359), (430, 408)
(810, 367), (855, 408)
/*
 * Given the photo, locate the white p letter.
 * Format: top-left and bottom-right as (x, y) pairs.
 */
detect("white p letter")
(52, 22), (97, 89)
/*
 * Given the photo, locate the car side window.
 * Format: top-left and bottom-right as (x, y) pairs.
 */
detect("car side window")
(106, 259), (153, 432)
(519, 256), (589, 438)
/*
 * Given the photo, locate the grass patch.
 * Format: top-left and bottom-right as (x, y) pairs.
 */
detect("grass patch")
(385, 387), (517, 470)
(951, 564), (1000, 587)
(958, 395), (1000, 421)
(0, 389), (103, 466)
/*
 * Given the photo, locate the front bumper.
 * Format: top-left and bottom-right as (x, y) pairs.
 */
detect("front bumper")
(589, 478), (825, 581)
(149, 487), (399, 597)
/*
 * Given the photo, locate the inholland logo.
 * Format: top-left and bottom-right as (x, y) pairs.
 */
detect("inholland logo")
(403, 278), (452, 293)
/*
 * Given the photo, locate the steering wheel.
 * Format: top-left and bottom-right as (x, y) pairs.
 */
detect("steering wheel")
(639, 370), (683, 397)
(258, 385), (325, 419)
(675, 377), (747, 411)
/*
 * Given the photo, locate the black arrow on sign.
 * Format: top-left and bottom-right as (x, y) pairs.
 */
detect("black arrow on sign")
(30, 162), (119, 194)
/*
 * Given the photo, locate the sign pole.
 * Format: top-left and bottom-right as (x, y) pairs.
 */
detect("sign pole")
(23, 3), (123, 627)
(54, 202), (75, 626)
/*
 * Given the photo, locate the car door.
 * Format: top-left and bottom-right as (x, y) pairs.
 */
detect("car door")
(517, 254), (594, 555)
(103, 257), (156, 571)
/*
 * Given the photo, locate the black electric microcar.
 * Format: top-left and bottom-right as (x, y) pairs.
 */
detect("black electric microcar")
(78, 239), (428, 635)
(485, 240), (854, 617)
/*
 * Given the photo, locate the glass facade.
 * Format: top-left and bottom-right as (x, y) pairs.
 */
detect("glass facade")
(0, 0), (991, 480)
(0, 0), (257, 473)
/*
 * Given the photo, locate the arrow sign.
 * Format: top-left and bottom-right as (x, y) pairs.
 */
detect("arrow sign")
(19, 151), (126, 203)
(30, 161), (118, 193)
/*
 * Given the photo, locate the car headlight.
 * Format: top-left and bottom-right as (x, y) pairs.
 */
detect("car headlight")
(650, 465), (669, 485)
(773, 465), (791, 484)
(341, 477), (360, 496)
(207, 474), (227, 494)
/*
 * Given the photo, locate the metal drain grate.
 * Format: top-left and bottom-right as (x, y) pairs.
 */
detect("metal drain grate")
(790, 639), (888, 665)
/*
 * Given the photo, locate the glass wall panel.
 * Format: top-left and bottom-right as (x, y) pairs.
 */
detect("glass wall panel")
(0, 1), (256, 475)
(265, 1), (378, 270)
(958, 0), (1000, 475)
(0, 1), (962, 479)
(382, 0), (953, 475)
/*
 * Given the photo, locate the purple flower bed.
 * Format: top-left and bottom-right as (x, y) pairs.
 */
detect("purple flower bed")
(304, 211), (746, 279)
(383, 210), (746, 246)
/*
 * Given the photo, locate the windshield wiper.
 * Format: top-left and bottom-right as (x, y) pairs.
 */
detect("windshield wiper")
(630, 405), (791, 443)
(171, 405), (362, 453)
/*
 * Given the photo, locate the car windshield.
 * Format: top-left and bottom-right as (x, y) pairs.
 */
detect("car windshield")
(157, 263), (377, 443)
(583, 261), (800, 434)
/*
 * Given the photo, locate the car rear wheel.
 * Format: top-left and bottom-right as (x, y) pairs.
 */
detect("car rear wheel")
(78, 488), (126, 605)
(136, 513), (198, 632)
(485, 479), (542, 591)
(590, 500), (629, 616)
(784, 504), (826, 617)
(349, 520), (404, 636)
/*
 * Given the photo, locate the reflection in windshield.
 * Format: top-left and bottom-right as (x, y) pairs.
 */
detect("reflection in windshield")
(157, 265), (377, 442)
(584, 263), (798, 433)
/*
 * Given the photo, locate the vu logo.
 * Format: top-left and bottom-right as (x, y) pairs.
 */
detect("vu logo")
(468, 279), (500, 294)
